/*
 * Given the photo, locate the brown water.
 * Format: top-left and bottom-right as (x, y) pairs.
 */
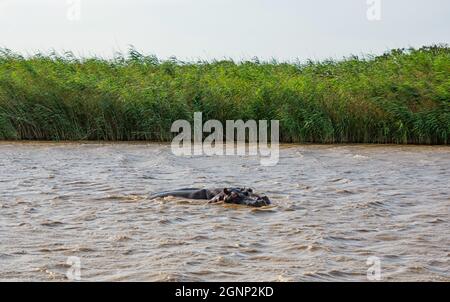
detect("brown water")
(0, 142), (449, 281)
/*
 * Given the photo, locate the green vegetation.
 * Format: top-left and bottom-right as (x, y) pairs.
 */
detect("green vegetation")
(0, 45), (449, 143)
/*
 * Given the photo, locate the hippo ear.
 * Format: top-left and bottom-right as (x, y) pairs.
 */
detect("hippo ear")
(223, 188), (230, 195)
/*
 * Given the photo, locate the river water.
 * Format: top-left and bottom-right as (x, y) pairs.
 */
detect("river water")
(0, 142), (448, 281)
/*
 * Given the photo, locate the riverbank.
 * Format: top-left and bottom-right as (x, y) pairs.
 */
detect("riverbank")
(0, 45), (449, 143)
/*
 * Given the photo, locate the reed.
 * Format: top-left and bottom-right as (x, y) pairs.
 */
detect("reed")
(0, 45), (448, 144)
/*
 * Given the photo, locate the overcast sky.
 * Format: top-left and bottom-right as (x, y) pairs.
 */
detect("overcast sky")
(0, 0), (448, 61)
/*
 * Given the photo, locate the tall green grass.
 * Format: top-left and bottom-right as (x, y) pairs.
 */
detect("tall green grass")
(0, 45), (449, 143)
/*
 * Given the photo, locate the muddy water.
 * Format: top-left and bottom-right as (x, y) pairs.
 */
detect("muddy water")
(0, 142), (449, 281)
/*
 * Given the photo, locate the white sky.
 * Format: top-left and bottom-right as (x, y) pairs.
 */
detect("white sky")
(0, 0), (449, 61)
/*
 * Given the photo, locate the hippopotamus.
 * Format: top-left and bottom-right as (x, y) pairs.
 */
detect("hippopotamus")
(149, 187), (271, 207)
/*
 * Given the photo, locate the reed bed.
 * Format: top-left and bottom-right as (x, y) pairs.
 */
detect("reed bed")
(0, 45), (448, 143)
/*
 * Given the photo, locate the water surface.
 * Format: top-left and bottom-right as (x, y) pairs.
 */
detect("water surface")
(0, 142), (449, 281)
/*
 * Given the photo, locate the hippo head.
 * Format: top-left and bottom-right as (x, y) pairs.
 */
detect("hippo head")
(222, 187), (271, 207)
